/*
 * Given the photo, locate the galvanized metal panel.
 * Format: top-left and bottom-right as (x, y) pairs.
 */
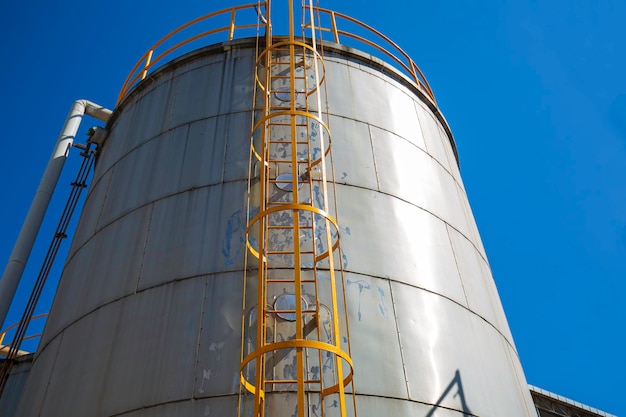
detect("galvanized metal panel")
(223, 111), (254, 182)
(127, 77), (176, 150)
(321, 57), (357, 122)
(193, 272), (244, 396)
(415, 102), (453, 173)
(343, 273), (408, 398)
(350, 59), (428, 150)
(327, 115), (378, 190)
(170, 61), (225, 126)
(180, 116), (225, 187)
(369, 124), (478, 247)
(168, 47), (229, 79)
(337, 185), (467, 306)
(370, 72), (426, 150)
(98, 280), (203, 416)
(68, 168), (111, 252)
(446, 225), (514, 343)
(391, 280), (532, 417)
(96, 102), (137, 176)
(219, 49), (255, 113)
(138, 181), (248, 290)
(99, 125), (188, 226)
(43, 305), (121, 416)
(41, 204), (152, 344)
(455, 181), (487, 258)
(11, 336), (61, 417)
(347, 66), (395, 139)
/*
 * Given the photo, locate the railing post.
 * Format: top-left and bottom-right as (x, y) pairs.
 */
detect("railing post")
(141, 50), (154, 80)
(229, 10), (236, 40)
(409, 60), (420, 86)
(330, 11), (339, 43)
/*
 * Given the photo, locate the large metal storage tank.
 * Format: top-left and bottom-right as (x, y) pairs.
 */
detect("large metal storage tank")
(12, 8), (536, 417)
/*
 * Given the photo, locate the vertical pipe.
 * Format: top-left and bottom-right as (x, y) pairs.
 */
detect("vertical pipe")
(0, 100), (111, 329)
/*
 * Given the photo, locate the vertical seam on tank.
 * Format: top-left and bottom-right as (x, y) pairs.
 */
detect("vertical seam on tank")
(505, 340), (535, 416)
(192, 275), (209, 398)
(413, 99), (430, 157)
(437, 124), (457, 180)
(95, 165), (114, 233)
(445, 223), (470, 308)
(222, 114), (230, 184)
(367, 124), (381, 190)
(177, 124), (192, 190)
(135, 203), (155, 293)
(35, 332), (64, 417)
(218, 50), (231, 185)
(413, 101), (460, 185)
(388, 281), (411, 399)
(165, 71), (177, 130)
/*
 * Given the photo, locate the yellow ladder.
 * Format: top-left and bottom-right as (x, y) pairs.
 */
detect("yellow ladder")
(239, 2), (356, 417)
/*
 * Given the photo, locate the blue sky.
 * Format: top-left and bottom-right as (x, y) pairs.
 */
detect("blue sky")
(0, 1), (624, 415)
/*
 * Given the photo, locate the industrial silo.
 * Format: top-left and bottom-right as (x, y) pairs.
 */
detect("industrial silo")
(4, 2), (536, 416)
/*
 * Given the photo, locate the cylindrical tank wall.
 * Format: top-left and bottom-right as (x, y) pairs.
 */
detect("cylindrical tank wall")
(15, 39), (536, 416)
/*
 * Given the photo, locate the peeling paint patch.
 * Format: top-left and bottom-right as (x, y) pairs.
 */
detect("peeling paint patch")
(198, 369), (215, 393)
(208, 341), (225, 359)
(376, 286), (389, 318)
(346, 279), (389, 320)
(347, 279), (370, 321)
(222, 210), (244, 265)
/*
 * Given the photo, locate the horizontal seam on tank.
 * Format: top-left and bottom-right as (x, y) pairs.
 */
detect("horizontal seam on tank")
(35, 270), (240, 355)
(95, 109), (253, 188)
(109, 36), (457, 164)
(335, 182), (489, 266)
(108, 393), (239, 417)
(64, 179), (248, 266)
(350, 393), (480, 416)
(324, 45), (458, 164)
(75, 392), (478, 417)
(57, 193), (504, 349)
(72, 182), (488, 304)
(36, 268), (521, 369)
(328, 113), (463, 188)
(113, 39), (252, 113)
(338, 268), (519, 353)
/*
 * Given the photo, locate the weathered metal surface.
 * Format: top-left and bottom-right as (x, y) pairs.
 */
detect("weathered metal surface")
(14, 39), (535, 416)
(0, 355), (33, 416)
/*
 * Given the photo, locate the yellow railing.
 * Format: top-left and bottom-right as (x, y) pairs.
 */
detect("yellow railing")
(304, 7), (435, 102)
(117, 3), (263, 104)
(117, 4), (436, 105)
(0, 313), (48, 358)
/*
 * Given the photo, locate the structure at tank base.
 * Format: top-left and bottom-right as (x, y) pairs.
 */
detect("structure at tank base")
(530, 386), (617, 417)
(0, 354), (33, 416)
(6, 4), (540, 417)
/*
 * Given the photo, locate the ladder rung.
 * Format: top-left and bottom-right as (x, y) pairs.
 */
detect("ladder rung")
(272, 309), (318, 314)
(264, 379), (322, 385)
(267, 123), (308, 126)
